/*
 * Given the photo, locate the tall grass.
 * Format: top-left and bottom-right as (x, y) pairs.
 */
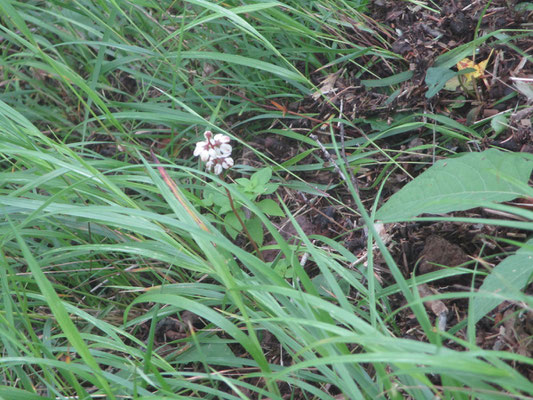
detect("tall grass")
(1, 1), (532, 399)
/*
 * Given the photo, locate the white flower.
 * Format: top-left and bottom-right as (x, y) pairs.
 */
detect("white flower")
(193, 141), (205, 157)
(194, 130), (233, 175)
(193, 141), (215, 162)
(217, 143), (232, 157)
(213, 133), (230, 144)
(213, 163), (223, 175)
(203, 130), (214, 143)
(221, 157), (233, 169)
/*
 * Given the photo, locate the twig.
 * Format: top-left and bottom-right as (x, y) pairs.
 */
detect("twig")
(310, 134), (347, 181)
(309, 125), (359, 196)
(338, 100), (360, 196)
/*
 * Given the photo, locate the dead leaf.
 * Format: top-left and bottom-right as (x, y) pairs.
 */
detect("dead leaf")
(270, 100), (288, 116)
(512, 78), (533, 102)
(418, 284), (448, 317)
(457, 49), (493, 84)
(312, 69), (344, 100)
(418, 283), (448, 331)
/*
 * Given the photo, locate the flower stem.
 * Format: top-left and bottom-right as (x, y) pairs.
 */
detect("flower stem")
(224, 187), (265, 262)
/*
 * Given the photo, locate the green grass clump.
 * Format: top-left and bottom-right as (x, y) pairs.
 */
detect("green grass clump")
(1, 1), (532, 399)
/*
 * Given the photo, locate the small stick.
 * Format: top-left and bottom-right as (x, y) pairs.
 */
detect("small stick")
(310, 133), (347, 182)
(309, 127), (359, 196)
(338, 100), (360, 196)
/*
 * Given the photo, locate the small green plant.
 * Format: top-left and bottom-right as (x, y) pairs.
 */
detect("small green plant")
(202, 167), (284, 247)
(194, 131), (284, 251)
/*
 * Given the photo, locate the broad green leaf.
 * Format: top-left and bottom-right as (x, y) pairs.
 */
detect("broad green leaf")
(235, 177), (250, 187)
(471, 238), (533, 325)
(425, 67), (474, 98)
(201, 191), (215, 207)
(376, 149), (533, 222)
(262, 183), (279, 195)
(246, 216), (264, 247)
(251, 167), (273, 187)
(425, 67), (457, 98)
(224, 211), (244, 233)
(225, 224), (239, 240)
(258, 198), (285, 217)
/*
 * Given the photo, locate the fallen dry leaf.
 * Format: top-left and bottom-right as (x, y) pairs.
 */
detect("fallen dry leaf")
(446, 50), (494, 91)
(312, 69), (344, 100)
(418, 283), (448, 317)
(418, 283), (448, 331)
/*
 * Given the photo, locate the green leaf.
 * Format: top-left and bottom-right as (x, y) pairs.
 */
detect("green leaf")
(251, 167), (272, 187)
(176, 341), (239, 366)
(246, 216), (264, 247)
(283, 180), (331, 196)
(425, 67), (474, 98)
(201, 192), (214, 207)
(224, 211), (244, 233)
(179, 51), (305, 83)
(225, 224), (239, 240)
(262, 183), (279, 195)
(7, 230), (115, 399)
(280, 148), (315, 167)
(258, 198), (285, 217)
(423, 113), (481, 138)
(273, 259), (293, 278)
(234, 177), (250, 187)
(515, 2), (533, 12)
(361, 70), (413, 88)
(215, 191), (233, 215)
(312, 273), (350, 297)
(491, 114), (508, 136)
(471, 238), (533, 325)
(211, 189), (230, 208)
(376, 149), (533, 222)
(0, 386), (52, 400)
(425, 67), (457, 98)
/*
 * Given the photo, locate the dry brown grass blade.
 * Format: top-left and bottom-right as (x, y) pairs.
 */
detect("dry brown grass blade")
(150, 149), (210, 233)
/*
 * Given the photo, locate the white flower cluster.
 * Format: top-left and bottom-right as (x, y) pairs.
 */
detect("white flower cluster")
(193, 130), (234, 175)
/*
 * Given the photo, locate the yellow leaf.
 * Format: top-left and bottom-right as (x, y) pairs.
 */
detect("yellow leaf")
(456, 49), (494, 85)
